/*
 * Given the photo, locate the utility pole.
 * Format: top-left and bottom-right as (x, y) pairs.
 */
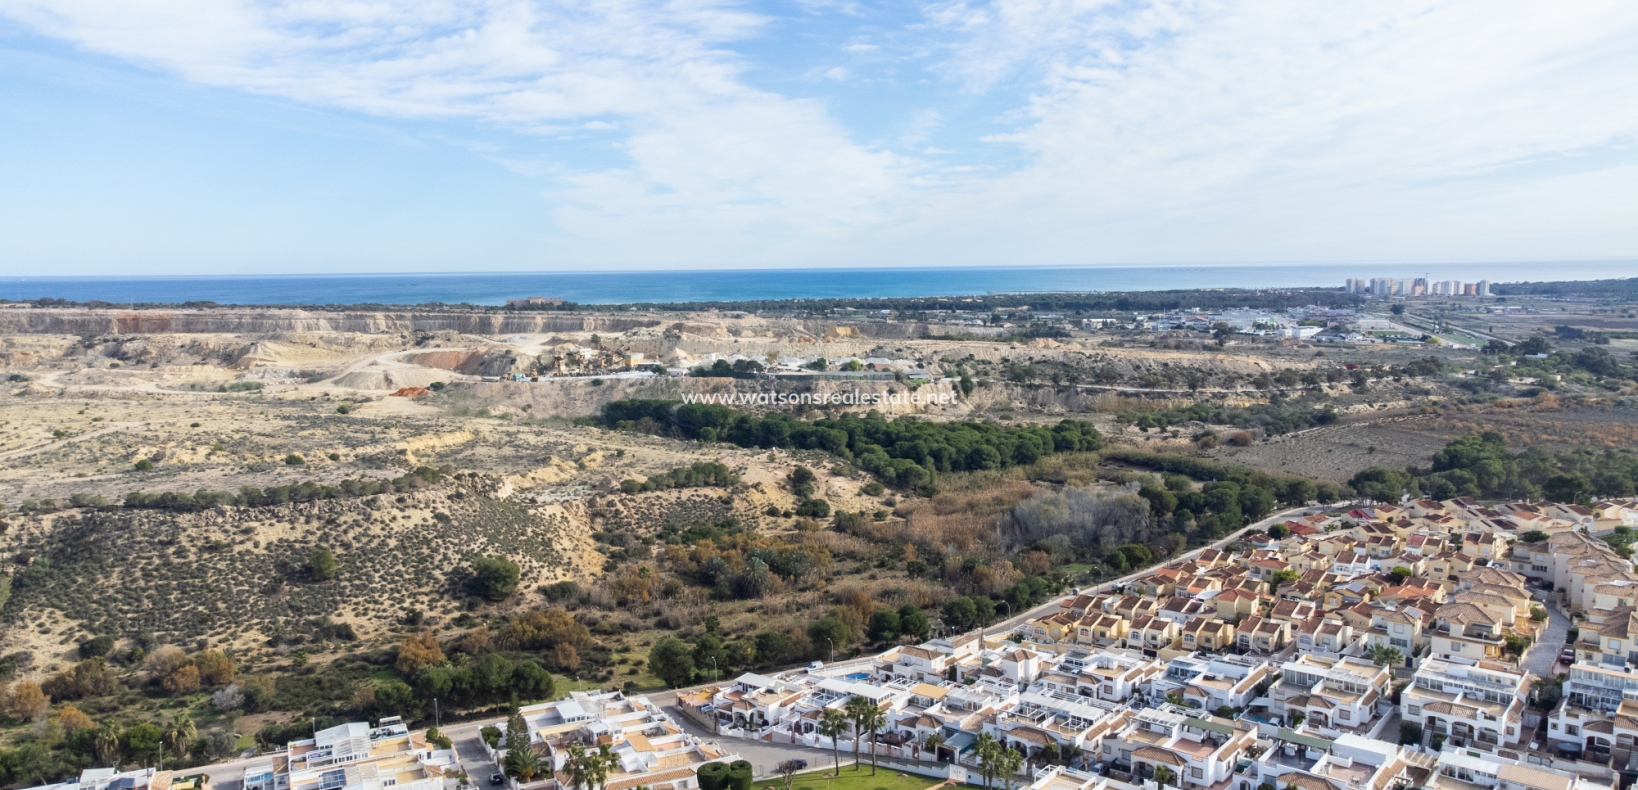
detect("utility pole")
(434, 698), (441, 728)
(825, 637), (835, 664)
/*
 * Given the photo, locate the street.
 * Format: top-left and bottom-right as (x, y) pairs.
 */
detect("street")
(1521, 596), (1570, 678)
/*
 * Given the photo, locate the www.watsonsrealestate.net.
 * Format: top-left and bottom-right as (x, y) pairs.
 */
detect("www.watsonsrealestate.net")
(680, 390), (958, 407)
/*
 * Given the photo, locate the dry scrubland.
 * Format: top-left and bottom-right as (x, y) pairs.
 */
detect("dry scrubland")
(0, 297), (1631, 765)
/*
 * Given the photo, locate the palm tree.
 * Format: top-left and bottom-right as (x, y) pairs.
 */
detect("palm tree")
(1365, 643), (1403, 667)
(1153, 765), (1174, 789)
(818, 709), (849, 776)
(995, 747), (1023, 790)
(844, 696), (875, 771)
(167, 714), (197, 761)
(94, 725), (121, 767)
(590, 744), (614, 790)
(503, 743), (544, 784)
(975, 733), (1000, 790)
(855, 702), (887, 776)
(564, 744), (592, 790)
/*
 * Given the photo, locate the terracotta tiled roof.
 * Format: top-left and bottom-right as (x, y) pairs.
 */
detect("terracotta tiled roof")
(1132, 746), (1186, 766)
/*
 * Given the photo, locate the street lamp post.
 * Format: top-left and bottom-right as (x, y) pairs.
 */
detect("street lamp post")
(826, 637), (835, 664)
(434, 698), (441, 728)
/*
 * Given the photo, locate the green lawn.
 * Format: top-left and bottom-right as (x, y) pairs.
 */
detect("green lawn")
(764, 767), (948, 790)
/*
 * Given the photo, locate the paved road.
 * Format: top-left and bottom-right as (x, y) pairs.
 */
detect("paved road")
(665, 704), (842, 773)
(1522, 596), (1570, 678)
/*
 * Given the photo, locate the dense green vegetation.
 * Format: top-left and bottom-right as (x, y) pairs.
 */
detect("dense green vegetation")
(1102, 450), (1350, 536)
(1491, 277), (1638, 299)
(691, 359), (766, 378)
(619, 462), (739, 494)
(1478, 336), (1638, 387)
(1349, 431), (1638, 503)
(121, 467), (448, 512)
(1121, 397), (1339, 436)
(604, 400), (1103, 491)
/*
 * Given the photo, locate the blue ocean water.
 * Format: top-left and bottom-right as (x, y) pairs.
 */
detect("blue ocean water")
(0, 262), (1631, 306)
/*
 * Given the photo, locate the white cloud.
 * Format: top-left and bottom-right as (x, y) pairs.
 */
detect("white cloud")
(891, 0), (1638, 263)
(0, 0), (908, 248)
(4, 0), (1638, 266)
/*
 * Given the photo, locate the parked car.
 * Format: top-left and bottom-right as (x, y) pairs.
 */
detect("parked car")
(490, 774), (505, 786)
(789, 760), (808, 771)
(807, 661), (824, 672)
(1561, 648), (1577, 663)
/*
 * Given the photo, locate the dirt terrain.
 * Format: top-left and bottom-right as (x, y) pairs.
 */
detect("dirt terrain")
(0, 298), (1632, 682)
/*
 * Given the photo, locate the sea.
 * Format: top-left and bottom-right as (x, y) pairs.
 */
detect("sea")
(1, 261), (1631, 307)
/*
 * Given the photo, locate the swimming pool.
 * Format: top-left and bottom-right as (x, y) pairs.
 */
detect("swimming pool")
(843, 672), (871, 681)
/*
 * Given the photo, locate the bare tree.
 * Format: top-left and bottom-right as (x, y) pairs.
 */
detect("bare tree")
(776, 760), (804, 790)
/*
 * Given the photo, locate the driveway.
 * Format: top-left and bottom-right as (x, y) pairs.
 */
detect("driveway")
(1521, 597), (1570, 678)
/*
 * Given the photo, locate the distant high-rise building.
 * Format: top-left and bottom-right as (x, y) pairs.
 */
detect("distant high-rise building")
(1412, 278), (1428, 296)
(1477, 280), (1490, 296)
(1345, 278), (1368, 295)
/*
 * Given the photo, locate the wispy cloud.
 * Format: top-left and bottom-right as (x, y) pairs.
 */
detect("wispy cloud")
(895, 0), (1638, 262)
(3, 0), (1637, 266)
(0, 0), (909, 251)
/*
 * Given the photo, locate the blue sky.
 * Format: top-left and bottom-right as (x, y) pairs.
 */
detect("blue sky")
(1, 0), (1636, 275)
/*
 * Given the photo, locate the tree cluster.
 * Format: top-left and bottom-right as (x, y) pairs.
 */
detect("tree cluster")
(1103, 450), (1347, 535)
(619, 462), (738, 494)
(122, 467), (447, 512)
(1123, 397), (1339, 436)
(605, 400), (1103, 490)
(384, 611), (574, 715)
(1350, 431), (1638, 504)
(690, 359), (765, 378)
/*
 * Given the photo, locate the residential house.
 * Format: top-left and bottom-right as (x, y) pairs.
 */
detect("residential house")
(1075, 649), (1164, 702)
(1180, 619), (1236, 653)
(1236, 616), (1291, 653)
(1126, 616), (1182, 654)
(1401, 658), (1530, 752)
(1429, 602), (1507, 663)
(1074, 613), (1131, 647)
(1265, 654), (1389, 734)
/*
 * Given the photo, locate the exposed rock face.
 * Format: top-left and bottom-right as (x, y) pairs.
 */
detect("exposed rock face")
(0, 308), (661, 335)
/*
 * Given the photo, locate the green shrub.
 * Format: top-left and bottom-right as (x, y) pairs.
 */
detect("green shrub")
(697, 762), (731, 790)
(726, 762), (753, 790)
